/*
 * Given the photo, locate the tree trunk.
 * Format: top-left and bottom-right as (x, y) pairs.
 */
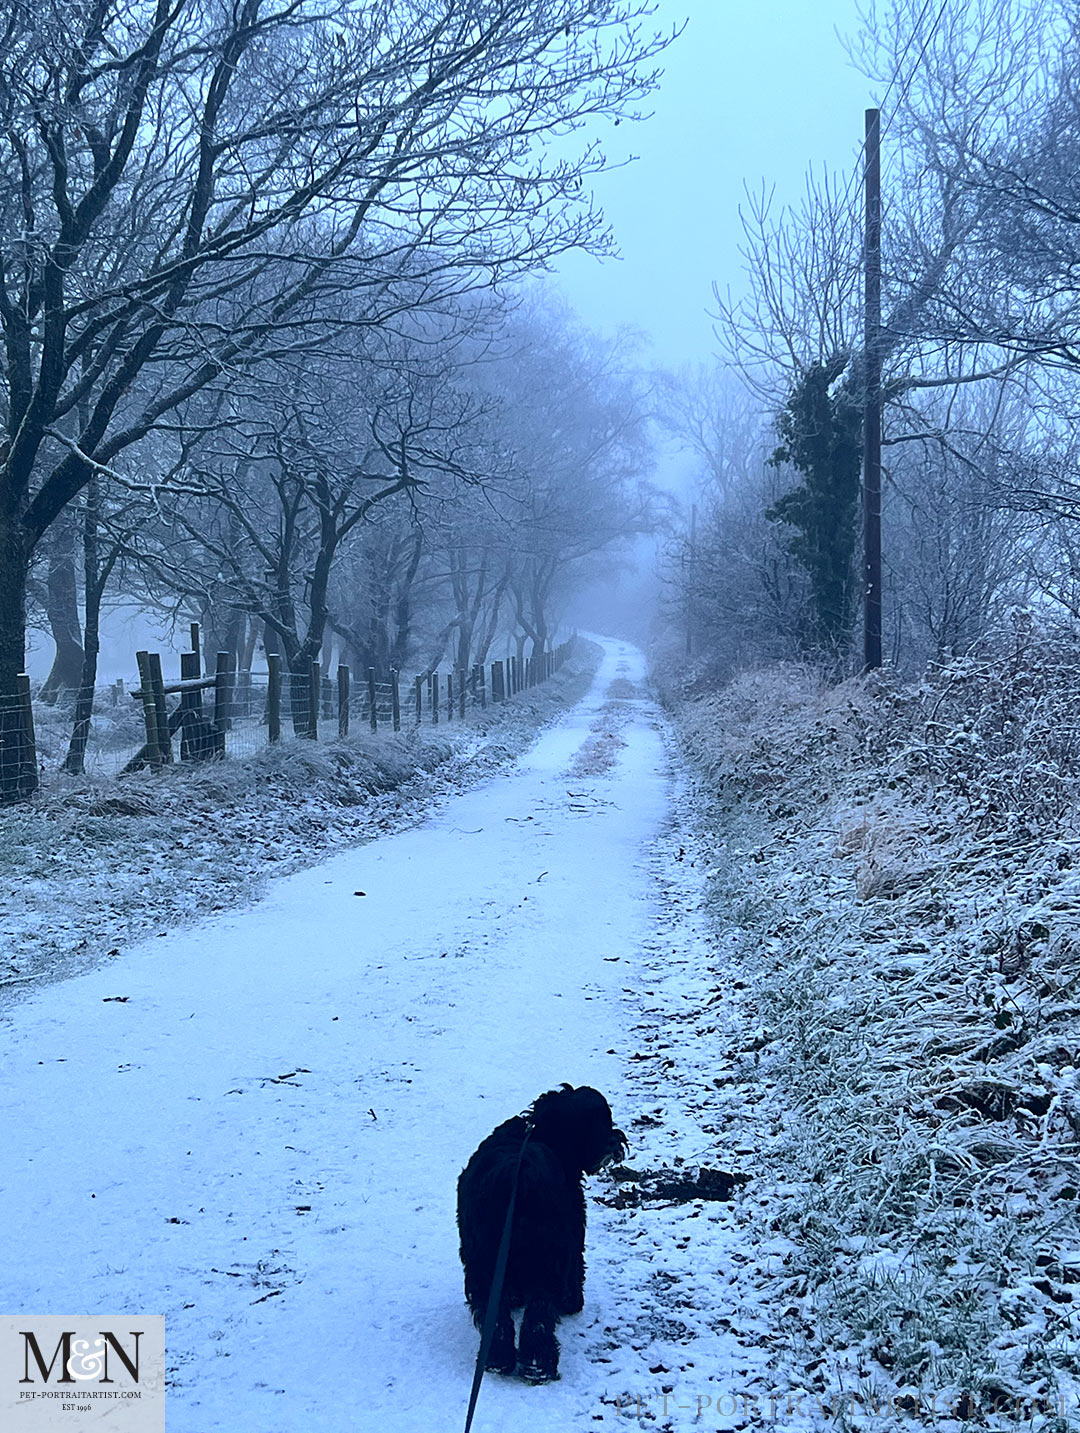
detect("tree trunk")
(224, 608), (246, 667)
(262, 619), (282, 660)
(474, 572), (509, 665)
(285, 529), (333, 734)
(64, 601), (100, 776)
(389, 530), (423, 672)
(288, 657), (314, 736)
(65, 481), (104, 775)
(455, 619), (474, 673)
(39, 511), (85, 703)
(239, 616), (258, 674)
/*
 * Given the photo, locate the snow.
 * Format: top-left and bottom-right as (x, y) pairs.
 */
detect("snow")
(24, 639), (1070, 1431)
(3, 637), (808, 1432)
(0, 652), (598, 997)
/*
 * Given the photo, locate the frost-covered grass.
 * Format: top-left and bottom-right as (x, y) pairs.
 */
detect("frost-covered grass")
(32, 690), (148, 775)
(1, 642), (602, 999)
(671, 624), (1080, 1429)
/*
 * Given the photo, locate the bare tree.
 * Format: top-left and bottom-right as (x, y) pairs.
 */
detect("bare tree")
(139, 335), (485, 732)
(484, 303), (656, 655)
(328, 509), (426, 681)
(660, 374), (809, 678)
(697, 0), (1076, 673)
(0, 0), (672, 791)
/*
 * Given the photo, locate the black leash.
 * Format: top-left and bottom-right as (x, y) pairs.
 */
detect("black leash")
(463, 1123), (532, 1433)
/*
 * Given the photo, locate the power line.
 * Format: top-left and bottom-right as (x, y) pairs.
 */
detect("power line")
(880, 0), (952, 148)
(832, 0), (951, 233)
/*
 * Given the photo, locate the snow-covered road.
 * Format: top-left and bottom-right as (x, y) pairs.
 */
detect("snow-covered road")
(5, 637), (731, 1433)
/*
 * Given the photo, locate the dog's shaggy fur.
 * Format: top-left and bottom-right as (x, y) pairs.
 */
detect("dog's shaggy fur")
(456, 1084), (627, 1383)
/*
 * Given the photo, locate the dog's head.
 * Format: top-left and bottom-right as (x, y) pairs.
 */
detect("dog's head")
(527, 1084), (628, 1175)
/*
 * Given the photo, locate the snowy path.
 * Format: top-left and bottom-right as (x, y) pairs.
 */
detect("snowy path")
(4, 636), (753, 1433)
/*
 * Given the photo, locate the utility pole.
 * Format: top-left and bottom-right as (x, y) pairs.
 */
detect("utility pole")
(863, 106), (883, 671)
(686, 502), (697, 657)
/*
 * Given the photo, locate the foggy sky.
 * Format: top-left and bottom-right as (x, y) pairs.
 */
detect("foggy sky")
(553, 0), (874, 370)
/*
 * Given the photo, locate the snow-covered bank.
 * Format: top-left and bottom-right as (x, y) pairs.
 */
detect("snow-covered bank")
(0, 642), (601, 1002)
(670, 658), (1080, 1430)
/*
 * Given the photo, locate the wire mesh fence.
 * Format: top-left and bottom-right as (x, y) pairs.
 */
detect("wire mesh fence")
(1, 636), (576, 803)
(0, 680), (38, 803)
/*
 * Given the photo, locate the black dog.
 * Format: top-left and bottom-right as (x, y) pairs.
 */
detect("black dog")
(456, 1084), (627, 1383)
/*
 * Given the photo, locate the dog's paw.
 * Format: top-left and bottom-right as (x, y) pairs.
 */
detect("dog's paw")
(485, 1331), (517, 1377)
(517, 1358), (560, 1384)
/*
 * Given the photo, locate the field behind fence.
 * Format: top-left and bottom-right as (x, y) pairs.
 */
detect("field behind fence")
(0, 628), (577, 803)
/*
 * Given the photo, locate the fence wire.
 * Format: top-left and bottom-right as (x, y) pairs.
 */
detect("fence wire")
(3, 643), (572, 798)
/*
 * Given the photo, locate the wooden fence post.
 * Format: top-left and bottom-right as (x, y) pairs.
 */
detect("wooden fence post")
(147, 653), (172, 765)
(458, 668), (466, 719)
(368, 666), (378, 733)
(430, 672), (438, 724)
(338, 664), (350, 739)
(267, 654), (282, 743)
(446, 671), (454, 721)
(179, 651), (200, 761)
(490, 661), (500, 703)
(307, 657), (320, 739)
(189, 622), (201, 667)
(414, 675), (423, 726)
(215, 652), (233, 732)
(474, 664), (485, 709)
(391, 669), (401, 732)
(135, 651), (161, 771)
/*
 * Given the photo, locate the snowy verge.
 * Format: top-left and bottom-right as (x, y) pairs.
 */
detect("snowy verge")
(1, 641), (602, 1003)
(668, 653), (1080, 1431)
